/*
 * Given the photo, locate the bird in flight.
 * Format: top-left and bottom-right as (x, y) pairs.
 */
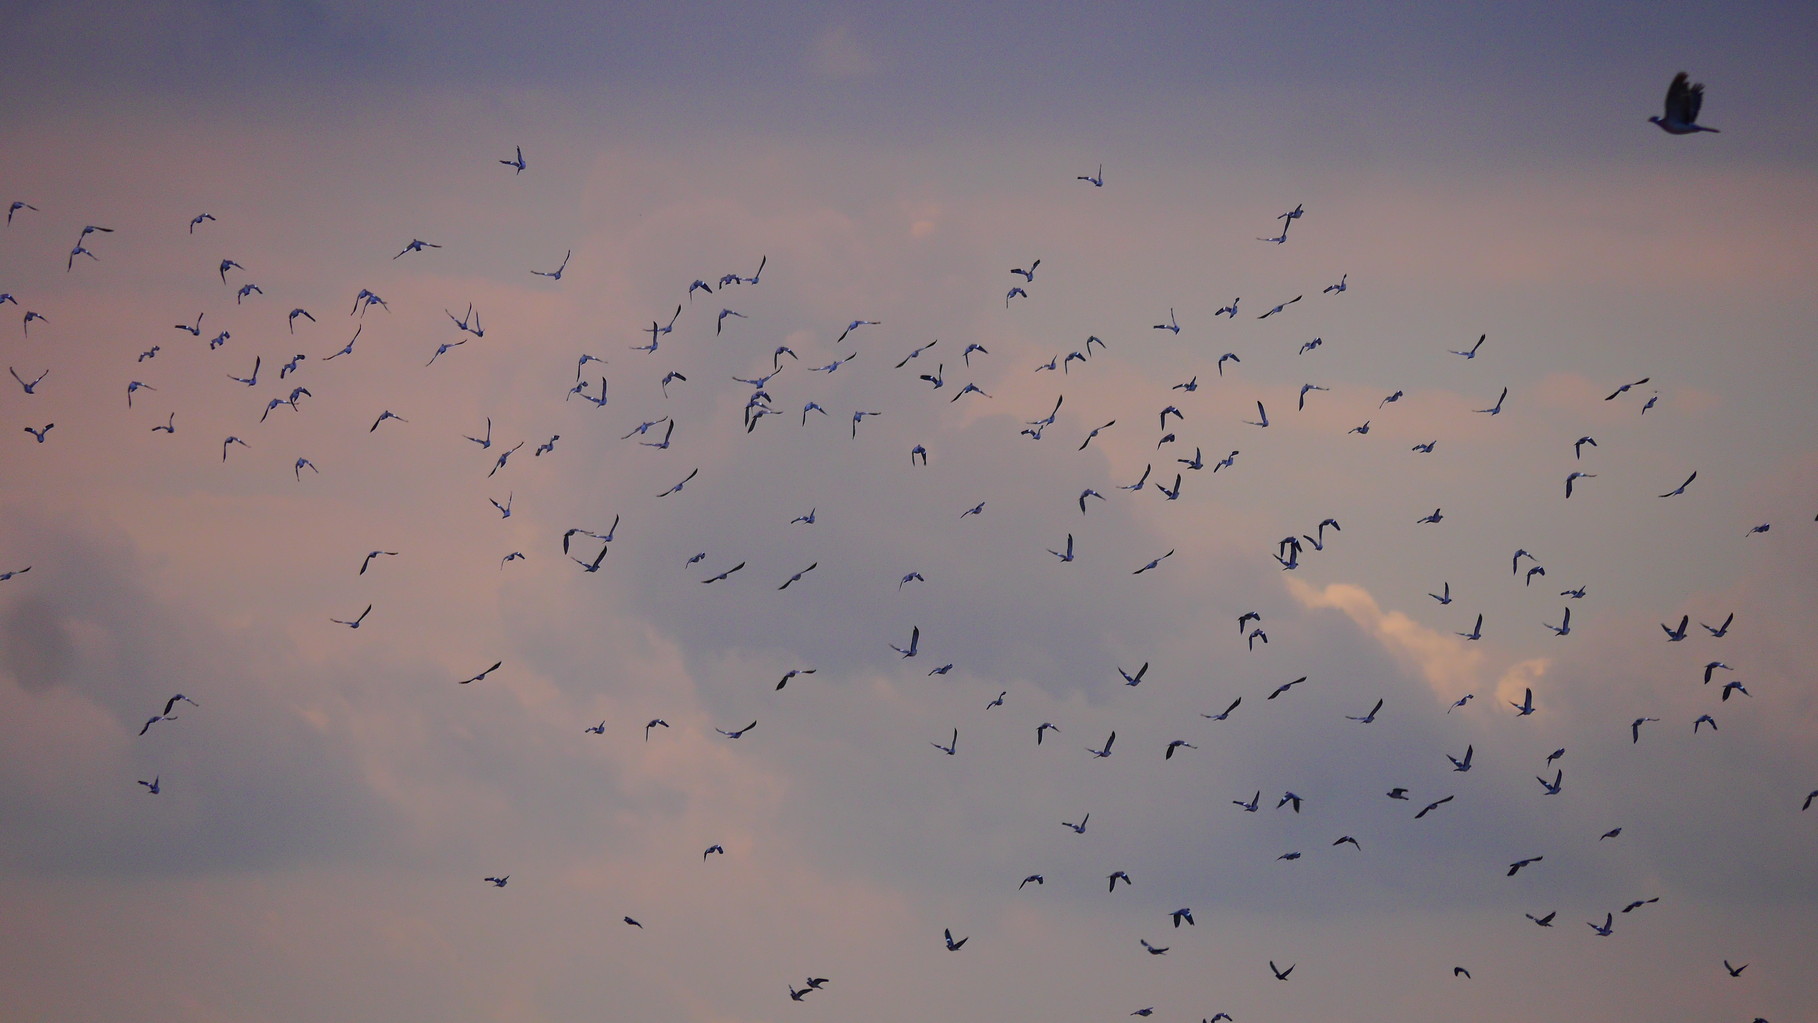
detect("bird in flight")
(1414, 795), (1454, 819)
(330, 604), (372, 629)
(1658, 471), (1698, 497)
(1474, 387), (1508, 415)
(1449, 334), (1486, 359)
(1346, 698), (1384, 723)
(943, 928), (968, 950)
(1086, 731), (1116, 758)
(1077, 163), (1103, 186)
(1649, 71), (1720, 134)
(717, 721), (757, 739)
(500, 145), (526, 172)
(891, 626), (920, 658)
(533, 250), (570, 280)
(458, 661), (503, 685)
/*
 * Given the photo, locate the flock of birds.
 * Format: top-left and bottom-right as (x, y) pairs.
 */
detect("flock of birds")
(1, 72), (1799, 1023)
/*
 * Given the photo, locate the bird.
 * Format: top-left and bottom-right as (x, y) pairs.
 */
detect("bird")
(1537, 770), (1563, 795)
(1662, 615), (1690, 641)
(1566, 472), (1596, 498)
(1078, 421), (1115, 450)
(1702, 612), (1735, 637)
(1108, 870), (1131, 891)
(584, 722), (606, 735)
(1048, 534), (1075, 562)
(716, 721), (757, 739)
(623, 917), (642, 928)
(1138, 941), (1167, 956)
(1267, 676), (1307, 700)
(484, 876), (509, 887)
(7, 201), (37, 224)
(1118, 662), (1148, 687)
(1418, 508), (1444, 524)
(1649, 71), (1720, 134)
(190, 212), (218, 233)
(1258, 295), (1302, 319)
(1278, 792), (1302, 813)
(1429, 582), (1452, 604)
(138, 713), (179, 736)
(1622, 897), (1660, 913)
(1588, 913), (1614, 937)
(1414, 795), (1454, 819)
(1512, 688), (1537, 715)
(1347, 698), (1384, 723)
(1087, 732), (1116, 758)
(330, 604), (372, 629)
(943, 929), (967, 950)
(1693, 714), (1717, 733)
(657, 468), (699, 497)
(1526, 911), (1556, 927)
(1507, 856), (1543, 876)
(458, 662), (503, 685)
(1449, 334), (1485, 359)
(1010, 259), (1040, 281)
(890, 626), (920, 658)
(393, 238), (441, 258)
(500, 145), (526, 172)
(1269, 961), (1294, 981)
(1388, 788), (1410, 800)
(1202, 696), (1241, 721)
(9, 367), (48, 393)
(644, 719), (669, 741)
(1724, 960), (1748, 977)
(1132, 550), (1173, 575)
(1658, 471), (1698, 498)
(1474, 387), (1508, 415)
(775, 668), (816, 690)
(700, 562), (745, 584)
(1077, 163), (1103, 186)
(1454, 967), (1471, 979)
(1153, 308), (1180, 334)
(138, 776), (160, 794)
(533, 250), (571, 280)
(930, 728), (957, 756)
(776, 564), (816, 590)
(23, 425), (54, 443)
(1164, 740), (1196, 759)
(1062, 812), (1089, 833)
(1457, 614), (1483, 641)
(1574, 435), (1598, 459)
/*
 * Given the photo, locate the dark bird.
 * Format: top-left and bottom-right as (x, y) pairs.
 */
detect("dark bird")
(1649, 71), (1720, 134)
(458, 662), (503, 685)
(1415, 795), (1454, 819)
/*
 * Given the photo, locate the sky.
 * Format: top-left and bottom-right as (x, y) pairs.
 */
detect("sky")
(3, 2), (1817, 1021)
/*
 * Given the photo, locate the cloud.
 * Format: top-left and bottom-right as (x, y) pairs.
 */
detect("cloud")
(1287, 577), (1541, 705)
